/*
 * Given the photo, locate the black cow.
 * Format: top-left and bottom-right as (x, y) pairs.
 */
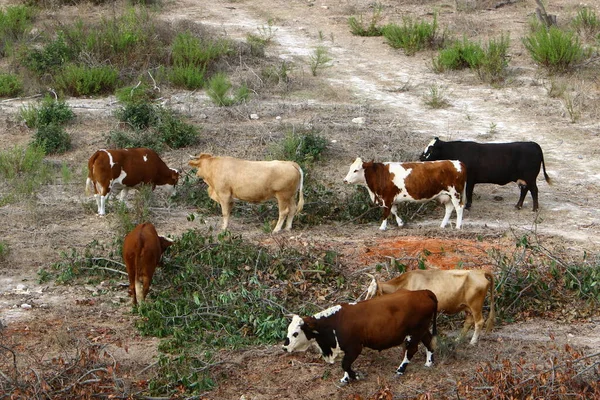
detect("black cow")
(420, 137), (551, 211)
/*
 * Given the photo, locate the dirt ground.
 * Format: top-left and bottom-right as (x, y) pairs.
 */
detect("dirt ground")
(1, 0), (600, 399)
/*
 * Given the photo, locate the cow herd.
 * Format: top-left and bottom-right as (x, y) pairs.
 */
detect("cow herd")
(84, 138), (550, 384)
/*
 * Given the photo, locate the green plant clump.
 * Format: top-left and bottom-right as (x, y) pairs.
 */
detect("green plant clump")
(0, 5), (35, 55)
(269, 129), (328, 167)
(20, 95), (75, 129)
(572, 7), (600, 39)
(348, 5), (384, 37)
(206, 72), (249, 106)
(0, 73), (23, 97)
(382, 14), (440, 55)
(24, 32), (74, 75)
(34, 123), (72, 154)
(523, 26), (586, 73)
(54, 64), (119, 96)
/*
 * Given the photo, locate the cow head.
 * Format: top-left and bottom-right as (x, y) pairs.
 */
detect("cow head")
(158, 236), (174, 254)
(188, 153), (212, 179)
(343, 157), (366, 185)
(420, 137), (441, 161)
(282, 315), (313, 353)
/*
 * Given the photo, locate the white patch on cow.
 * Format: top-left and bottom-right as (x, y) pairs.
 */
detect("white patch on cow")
(387, 163), (413, 198)
(366, 277), (378, 299)
(143, 154), (148, 162)
(113, 169), (128, 188)
(425, 349), (434, 367)
(322, 330), (343, 364)
(421, 138), (437, 160)
(283, 315), (312, 352)
(101, 149), (115, 167)
(405, 335), (412, 343)
(340, 371), (350, 384)
(348, 302), (357, 305)
(450, 159), (463, 173)
(396, 350), (410, 375)
(379, 219), (387, 231)
(314, 305), (341, 319)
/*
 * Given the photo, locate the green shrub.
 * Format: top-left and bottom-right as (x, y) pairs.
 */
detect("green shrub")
(382, 14), (440, 55)
(115, 83), (159, 105)
(433, 37), (484, 72)
(105, 129), (163, 151)
(20, 95), (75, 129)
(24, 32), (74, 75)
(309, 45), (333, 76)
(155, 108), (200, 149)
(572, 7), (600, 39)
(269, 129), (328, 167)
(171, 31), (230, 69)
(348, 5), (384, 37)
(523, 26), (586, 73)
(0, 143), (53, 205)
(33, 123), (72, 154)
(0, 240), (9, 262)
(0, 5), (35, 55)
(0, 73), (22, 97)
(168, 65), (205, 89)
(476, 34), (510, 84)
(206, 73), (248, 106)
(54, 64), (119, 96)
(116, 102), (158, 130)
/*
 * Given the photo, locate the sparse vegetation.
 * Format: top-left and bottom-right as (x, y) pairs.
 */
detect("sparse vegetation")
(572, 7), (600, 40)
(206, 72), (249, 106)
(348, 5), (384, 37)
(523, 25), (587, 73)
(382, 14), (441, 55)
(268, 128), (328, 167)
(423, 83), (450, 108)
(0, 73), (22, 97)
(309, 45), (333, 76)
(20, 95), (75, 129)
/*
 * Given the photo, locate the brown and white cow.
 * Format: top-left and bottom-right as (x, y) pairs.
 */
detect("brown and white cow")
(283, 289), (438, 384)
(343, 157), (467, 230)
(123, 222), (173, 305)
(188, 154), (304, 233)
(86, 148), (179, 215)
(365, 269), (495, 345)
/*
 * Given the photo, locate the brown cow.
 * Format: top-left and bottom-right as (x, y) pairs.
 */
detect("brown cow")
(283, 289), (438, 384)
(343, 157), (467, 230)
(86, 148), (179, 215)
(188, 153), (304, 232)
(366, 269), (495, 344)
(123, 223), (173, 305)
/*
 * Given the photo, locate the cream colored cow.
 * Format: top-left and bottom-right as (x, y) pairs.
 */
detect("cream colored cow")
(365, 269), (495, 344)
(188, 154), (304, 232)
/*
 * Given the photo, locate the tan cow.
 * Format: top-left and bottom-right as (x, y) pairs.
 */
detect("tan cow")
(366, 269), (495, 344)
(188, 154), (304, 233)
(123, 223), (173, 305)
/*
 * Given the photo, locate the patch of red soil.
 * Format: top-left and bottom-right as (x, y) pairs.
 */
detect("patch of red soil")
(359, 236), (499, 271)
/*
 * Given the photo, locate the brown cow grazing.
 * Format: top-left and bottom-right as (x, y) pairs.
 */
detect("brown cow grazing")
(343, 157), (467, 230)
(366, 270), (495, 345)
(86, 148), (179, 215)
(188, 154), (304, 233)
(123, 223), (173, 305)
(283, 289), (438, 384)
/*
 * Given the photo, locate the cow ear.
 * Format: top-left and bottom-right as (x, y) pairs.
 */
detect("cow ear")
(199, 153), (212, 159)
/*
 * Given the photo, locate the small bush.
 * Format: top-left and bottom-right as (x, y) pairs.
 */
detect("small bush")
(20, 95), (75, 129)
(54, 64), (119, 96)
(348, 5), (384, 37)
(105, 129), (163, 151)
(476, 34), (510, 84)
(116, 102), (159, 130)
(269, 129), (328, 167)
(382, 14), (440, 55)
(433, 37), (484, 72)
(155, 108), (200, 149)
(169, 65), (205, 89)
(115, 82), (159, 105)
(206, 73), (248, 106)
(523, 26), (586, 73)
(24, 32), (74, 75)
(0, 73), (23, 97)
(0, 5), (35, 55)
(572, 7), (600, 39)
(0, 143), (53, 205)
(171, 31), (230, 69)
(423, 84), (450, 108)
(33, 123), (72, 154)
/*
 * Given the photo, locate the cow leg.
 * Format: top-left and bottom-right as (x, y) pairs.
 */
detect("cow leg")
(529, 182), (540, 211)
(126, 266), (137, 305)
(440, 197), (454, 228)
(469, 304), (486, 345)
(284, 198), (297, 230)
(340, 350), (360, 384)
(390, 204), (404, 227)
(465, 180), (475, 209)
(458, 313), (474, 342)
(448, 193), (464, 229)
(135, 278), (145, 305)
(218, 195), (233, 231)
(515, 183), (528, 210)
(379, 204), (393, 231)
(397, 339), (419, 375)
(274, 195), (291, 233)
(419, 330), (435, 367)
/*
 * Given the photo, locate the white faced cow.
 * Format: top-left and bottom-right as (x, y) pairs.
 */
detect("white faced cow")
(365, 269), (495, 345)
(283, 289), (438, 384)
(188, 154), (304, 233)
(86, 148), (179, 215)
(343, 157), (467, 230)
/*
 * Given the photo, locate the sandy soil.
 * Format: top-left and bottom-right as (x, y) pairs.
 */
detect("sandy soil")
(1, 0), (599, 398)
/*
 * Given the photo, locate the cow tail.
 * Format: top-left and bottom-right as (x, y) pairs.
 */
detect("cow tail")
(364, 273), (378, 300)
(541, 153), (551, 185)
(431, 295), (438, 351)
(295, 165), (304, 215)
(134, 248), (146, 305)
(85, 152), (99, 196)
(484, 271), (495, 333)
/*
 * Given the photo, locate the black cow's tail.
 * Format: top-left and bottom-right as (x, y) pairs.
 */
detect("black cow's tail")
(541, 152), (551, 185)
